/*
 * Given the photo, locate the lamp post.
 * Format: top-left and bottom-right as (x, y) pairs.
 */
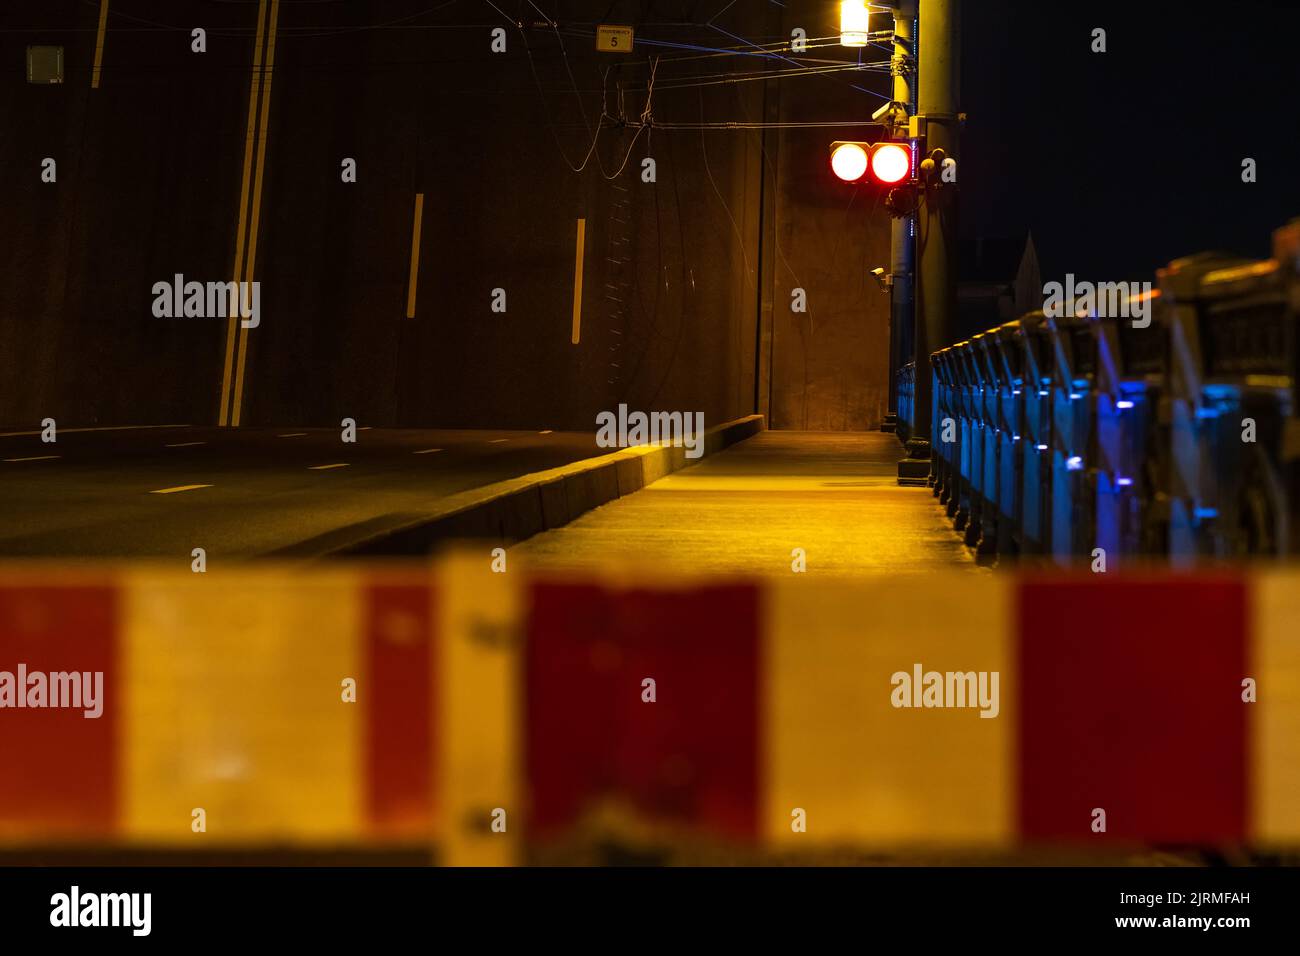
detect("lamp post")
(885, 1), (916, 438)
(897, 0), (960, 483)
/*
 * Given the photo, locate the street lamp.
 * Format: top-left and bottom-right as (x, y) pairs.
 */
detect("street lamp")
(840, 0), (870, 47)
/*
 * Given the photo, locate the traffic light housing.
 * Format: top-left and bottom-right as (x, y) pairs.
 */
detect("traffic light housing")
(829, 140), (913, 186)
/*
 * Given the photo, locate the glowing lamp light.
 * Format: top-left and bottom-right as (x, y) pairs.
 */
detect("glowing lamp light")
(840, 0), (870, 47)
(870, 142), (911, 185)
(1066, 455), (1084, 471)
(830, 142), (869, 182)
(1116, 400), (1135, 409)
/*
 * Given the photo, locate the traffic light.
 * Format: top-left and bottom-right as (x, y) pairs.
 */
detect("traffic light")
(829, 141), (913, 185)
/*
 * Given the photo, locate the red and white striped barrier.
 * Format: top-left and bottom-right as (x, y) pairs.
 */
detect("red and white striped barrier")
(2, 559), (1297, 860)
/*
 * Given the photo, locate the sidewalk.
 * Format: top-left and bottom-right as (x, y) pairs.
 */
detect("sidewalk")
(513, 430), (979, 575)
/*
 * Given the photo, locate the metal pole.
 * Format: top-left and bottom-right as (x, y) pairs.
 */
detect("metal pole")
(884, 1), (916, 434)
(900, 0), (959, 477)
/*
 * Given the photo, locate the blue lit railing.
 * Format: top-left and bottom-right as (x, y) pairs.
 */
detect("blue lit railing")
(896, 361), (916, 443)
(902, 217), (1300, 566)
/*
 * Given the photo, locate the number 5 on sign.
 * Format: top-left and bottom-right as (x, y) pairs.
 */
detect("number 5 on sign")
(596, 24), (633, 53)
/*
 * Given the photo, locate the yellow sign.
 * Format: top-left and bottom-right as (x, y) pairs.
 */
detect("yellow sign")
(596, 24), (634, 53)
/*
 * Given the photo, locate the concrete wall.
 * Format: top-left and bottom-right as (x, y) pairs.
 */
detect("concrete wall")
(1, 1), (890, 433)
(2, 0), (246, 428)
(765, 2), (894, 431)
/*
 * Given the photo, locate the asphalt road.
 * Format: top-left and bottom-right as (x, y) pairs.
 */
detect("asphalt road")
(0, 424), (603, 558)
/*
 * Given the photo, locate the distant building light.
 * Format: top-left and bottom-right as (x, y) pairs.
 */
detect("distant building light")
(1067, 455), (1084, 471)
(1037, 443), (1049, 451)
(1116, 477), (1134, 487)
(1116, 400), (1135, 409)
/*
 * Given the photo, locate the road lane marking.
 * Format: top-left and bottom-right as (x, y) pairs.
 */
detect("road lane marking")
(571, 217), (586, 344)
(165, 442), (206, 448)
(278, 432), (307, 438)
(0, 424), (190, 438)
(4, 456), (60, 463)
(538, 430), (553, 434)
(308, 463), (349, 470)
(412, 448), (443, 455)
(219, 0), (269, 427)
(406, 192), (425, 319)
(487, 438), (509, 444)
(229, 0), (280, 429)
(150, 484), (212, 495)
(91, 0), (110, 89)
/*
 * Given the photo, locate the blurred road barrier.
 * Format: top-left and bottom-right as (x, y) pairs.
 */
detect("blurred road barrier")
(2, 557), (1297, 863)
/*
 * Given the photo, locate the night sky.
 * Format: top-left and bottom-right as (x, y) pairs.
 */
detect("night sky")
(960, 0), (1300, 282)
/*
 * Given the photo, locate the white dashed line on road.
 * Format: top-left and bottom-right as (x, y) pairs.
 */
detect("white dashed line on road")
(308, 463), (350, 470)
(150, 484), (212, 495)
(165, 442), (207, 448)
(4, 455), (60, 462)
(412, 448), (443, 455)
(0, 424), (189, 438)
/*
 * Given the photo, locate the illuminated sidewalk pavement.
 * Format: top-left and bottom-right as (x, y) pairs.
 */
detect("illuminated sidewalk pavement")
(515, 431), (978, 575)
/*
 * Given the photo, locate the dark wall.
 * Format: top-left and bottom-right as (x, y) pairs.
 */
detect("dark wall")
(2, 1), (892, 433)
(244, 0), (768, 430)
(765, 1), (893, 430)
(2, 0), (246, 427)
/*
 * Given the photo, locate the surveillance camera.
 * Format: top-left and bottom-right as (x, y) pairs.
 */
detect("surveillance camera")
(872, 100), (908, 130)
(870, 267), (891, 291)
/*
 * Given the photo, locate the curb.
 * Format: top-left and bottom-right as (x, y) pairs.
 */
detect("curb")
(272, 415), (765, 558)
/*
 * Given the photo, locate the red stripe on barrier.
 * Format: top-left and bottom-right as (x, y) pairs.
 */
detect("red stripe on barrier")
(0, 584), (118, 837)
(1017, 574), (1248, 844)
(363, 581), (436, 837)
(526, 582), (761, 843)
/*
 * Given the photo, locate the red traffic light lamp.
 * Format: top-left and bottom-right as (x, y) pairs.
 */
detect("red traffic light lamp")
(829, 140), (913, 185)
(870, 142), (911, 185)
(829, 142), (869, 182)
